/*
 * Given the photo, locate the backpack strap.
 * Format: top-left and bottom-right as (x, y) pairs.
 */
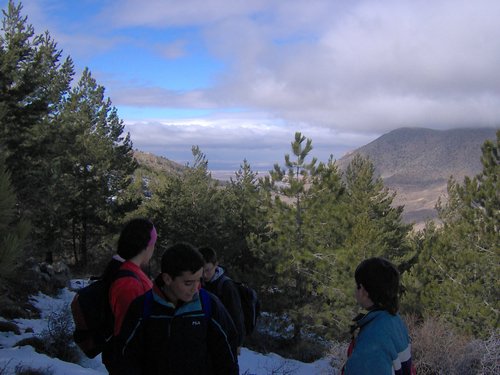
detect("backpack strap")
(215, 275), (231, 297)
(199, 288), (212, 319)
(113, 269), (139, 282)
(112, 269), (153, 319)
(142, 289), (153, 319)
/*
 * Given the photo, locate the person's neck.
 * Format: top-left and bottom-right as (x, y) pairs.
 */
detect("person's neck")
(160, 285), (178, 306)
(129, 253), (145, 268)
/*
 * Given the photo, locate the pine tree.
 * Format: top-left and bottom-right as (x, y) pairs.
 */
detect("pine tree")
(223, 159), (268, 276)
(144, 146), (226, 253)
(0, 153), (29, 278)
(0, 0), (73, 206)
(321, 154), (412, 336)
(0, 1), (74, 259)
(252, 132), (321, 341)
(303, 156), (351, 337)
(403, 131), (499, 336)
(58, 68), (136, 265)
(343, 154), (411, 261)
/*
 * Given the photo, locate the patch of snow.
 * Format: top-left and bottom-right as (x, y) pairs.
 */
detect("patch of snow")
(0, 285), (337, 374)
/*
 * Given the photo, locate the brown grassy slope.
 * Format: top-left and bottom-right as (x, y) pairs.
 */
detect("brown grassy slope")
(133, 150), (186, 175)
(337, 127), (498, 228)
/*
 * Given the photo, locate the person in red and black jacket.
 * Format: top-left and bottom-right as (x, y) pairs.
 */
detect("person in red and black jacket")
(103, 218), (157, 375)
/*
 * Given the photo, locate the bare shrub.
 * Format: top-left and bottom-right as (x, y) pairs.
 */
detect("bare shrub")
(38, 305), (79, 363)
(478, 330), (500, 375)
(406, 315), (481, 375)
(328, 340), (348, 371)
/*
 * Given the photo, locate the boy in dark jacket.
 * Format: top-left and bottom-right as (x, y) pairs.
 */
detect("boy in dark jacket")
(142, 242), (239, 375)
(199, 246), (245, 352)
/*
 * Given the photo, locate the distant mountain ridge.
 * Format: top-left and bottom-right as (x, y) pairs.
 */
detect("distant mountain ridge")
(132, 128), (498, 229)
(338, 127), (498, 226)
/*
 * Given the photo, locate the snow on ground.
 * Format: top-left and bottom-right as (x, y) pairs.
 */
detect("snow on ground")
(0, 284), (337, 375)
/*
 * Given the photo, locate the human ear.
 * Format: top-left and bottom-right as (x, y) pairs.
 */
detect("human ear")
(358, 284), (369, 298)
(359, 284), (374, 308)
(162, 273), (173, 286)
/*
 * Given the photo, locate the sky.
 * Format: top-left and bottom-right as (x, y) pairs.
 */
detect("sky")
(1, 0), (499, 174)
(0, 283), (335, 374)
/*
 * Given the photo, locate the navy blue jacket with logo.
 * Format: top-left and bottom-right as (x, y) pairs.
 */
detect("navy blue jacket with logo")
(141, 280), (239, 375)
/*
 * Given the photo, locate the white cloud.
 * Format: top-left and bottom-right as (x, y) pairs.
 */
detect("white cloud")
(202, 0), (500, 131)
(109, 85), (216, 108)
(6, 0), (499, 172)
(124, 113), (376, 171)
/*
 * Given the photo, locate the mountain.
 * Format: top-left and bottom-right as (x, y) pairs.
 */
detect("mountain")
(337, 127), (498, 227)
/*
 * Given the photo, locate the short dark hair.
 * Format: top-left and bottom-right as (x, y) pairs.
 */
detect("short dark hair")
(117, 218), (154, 260)
(355, 257), (400, 315)
(198, 246), (218, 264)
(161, 242), (204, 279)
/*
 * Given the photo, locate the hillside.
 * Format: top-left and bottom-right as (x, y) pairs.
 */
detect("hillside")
(338, 127), (498, 227)
(133, 150), (186, 175)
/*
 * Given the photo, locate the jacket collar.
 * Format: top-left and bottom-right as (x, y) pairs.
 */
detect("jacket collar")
(210, 265), (225, 282)
(350, 308), (384, 336)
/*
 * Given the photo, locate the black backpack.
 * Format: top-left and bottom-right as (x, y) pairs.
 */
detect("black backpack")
(71, 265), (138, 358)
(218, 276), (261, 336)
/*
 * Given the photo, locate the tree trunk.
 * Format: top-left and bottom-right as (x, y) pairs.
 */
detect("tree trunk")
(80, 219), (88, 266)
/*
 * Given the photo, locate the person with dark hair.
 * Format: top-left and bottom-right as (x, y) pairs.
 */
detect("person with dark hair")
(199, 246), (245, 352)
(142, 242), (239, 375)
(343, 257), (415, 375)
(104, 218), (157, 374)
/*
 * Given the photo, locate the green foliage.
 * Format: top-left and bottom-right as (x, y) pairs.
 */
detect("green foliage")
(0, 0), (74, 211)
(318, 154), (411, 337)
(253, 146), (412, 344)
(247, 136), (413, 342)
(222, 159), (269, 276)
(0, 0), (73, 259)
(343, 154), (411, 261)
(302, 157), (351, 334)
(250, 132), (324, 341)
(403, 130), (499, 337)
(142, 147), (227, 257)
(0, 153), (30, 279)
(57, 68), (137, 264)
(0, 3), (137, 265)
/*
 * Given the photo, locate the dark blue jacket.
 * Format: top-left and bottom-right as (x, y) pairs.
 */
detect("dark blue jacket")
(141, 282), (239, 375)
(203, 266), (245, 346)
